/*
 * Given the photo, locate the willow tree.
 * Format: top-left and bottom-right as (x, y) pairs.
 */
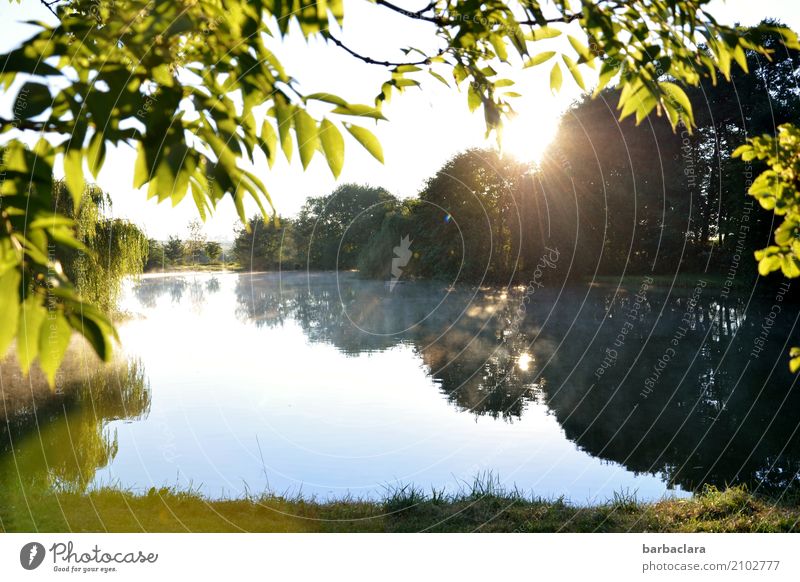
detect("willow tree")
(0, 0), (796, 381)
(53, 181), (148, 314)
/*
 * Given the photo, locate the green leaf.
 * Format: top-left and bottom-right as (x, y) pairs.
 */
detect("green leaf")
(467, 83), (482, 112)
(133, 142), (151, 189)
(331, 104), (387, 121)
(790, 353), (800, 374)
(0, 268), (20, 357)
(345, 124), (384, 163)
(532, 26), (562, 40)
(306, 92), (349, 107)
(550, 62), (563, 93)
(395, 65), (421, 74)
(319, 118), (344, 178)
(568, 35), (594, 63)
(151, 64), (174, 86)
(525, 52), (556, 67)
(594, 60), (619, 96)
(562, 54), (585, 90)
(428, 70), (450, 87)
(393, 78), (420, 88)
(660, 81), (695, 127)
(15, 82), (51, 119)
(66, 311), (113, 362)
(293, 109), (319, 170)
(38, 312), (72, 387)
(781, 255), (800, 278)
(732, 44), (748, 72)
(758, 254), (781, 276)
(489, 34), (508, 61)
(64, 148), (85, 206)
(17, 293), (47, 375)
(260, 119), (278, 167)
(87, 131), (106, 178)
(47, 226), (91, 253)
(274, 94), (294, 162)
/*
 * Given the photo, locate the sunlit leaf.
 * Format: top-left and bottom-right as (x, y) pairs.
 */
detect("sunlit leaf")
(260, 119), (278, 167)
(294, 109), (319, 169)
(550, 62), (563, 93)
(524, 51), (556, 68)
(0, 268), (20, 357)
(345, 124), (383, 163)
(532, 26), (562, 40)
(63, 148), (85, 206)
(562, 55), (585, 90)
(38, 312), (72, 388)
(331, 104), (387, 121)
(17, 293), (46, 375)
(87, 131), (106, 179)
(319, 118), (344, 178)
(275, 94), (295, 162)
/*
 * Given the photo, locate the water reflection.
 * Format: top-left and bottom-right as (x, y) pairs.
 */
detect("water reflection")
(4, 272), (797, 502)
(234, 273), (800, 494)
(132, 275), (221, 308)
(0, 359), (150, 498)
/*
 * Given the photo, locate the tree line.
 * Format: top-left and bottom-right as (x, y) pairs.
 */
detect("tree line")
(232, 27), (799, 286)
(145, 220), (224, 271)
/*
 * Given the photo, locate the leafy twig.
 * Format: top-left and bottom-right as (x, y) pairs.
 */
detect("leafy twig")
(324, 33), (444, 68)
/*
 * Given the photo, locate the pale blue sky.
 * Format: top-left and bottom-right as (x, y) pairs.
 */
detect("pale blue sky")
(1, 0), (799, 240)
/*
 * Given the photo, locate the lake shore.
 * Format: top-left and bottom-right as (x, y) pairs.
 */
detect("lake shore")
(3, 485), (799, 533)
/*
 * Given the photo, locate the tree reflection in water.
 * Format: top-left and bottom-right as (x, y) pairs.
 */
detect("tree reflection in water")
(0, 359), (151, 501)
(132, 274), (222, 309)
(234, 272), (800, 495)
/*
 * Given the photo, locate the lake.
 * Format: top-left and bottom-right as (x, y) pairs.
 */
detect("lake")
(2, 271), (800, 503)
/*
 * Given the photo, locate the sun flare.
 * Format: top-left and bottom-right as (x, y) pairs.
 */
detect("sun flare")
(501, 109), (561, 164)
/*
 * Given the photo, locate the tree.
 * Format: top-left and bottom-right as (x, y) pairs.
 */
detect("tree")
(294, 184), (398, 270)
(0, 0), (795, 379)
(535, 90), (693, 278)
(52, 181), (148, 314)
(205, 241), (223, 263)
(184, 220), (207, 265)
(233, 216), (295, 272)
(164, 237), (185, 265)
(145, 239), (165, 272)
(686, 23), (800, 266)
(403, 149), (525, 282)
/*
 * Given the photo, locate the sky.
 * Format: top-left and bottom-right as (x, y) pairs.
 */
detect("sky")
(1, 0), (800, 241)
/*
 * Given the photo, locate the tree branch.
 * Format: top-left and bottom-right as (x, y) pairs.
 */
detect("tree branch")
(0, 117), (57, 132)
(375, 0), (443, 24)
(375, 0), (582, 28)
(324, 33), (443, 68)
(39, 0), (60, 19)
(537, 12), (582, 25)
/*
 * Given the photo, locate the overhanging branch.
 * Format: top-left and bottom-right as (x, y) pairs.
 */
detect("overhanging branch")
(324, 33), (444, 68)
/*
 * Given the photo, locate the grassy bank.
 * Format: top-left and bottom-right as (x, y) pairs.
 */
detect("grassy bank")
(3, 483), (799, 533)
(144, 263), (235, 274)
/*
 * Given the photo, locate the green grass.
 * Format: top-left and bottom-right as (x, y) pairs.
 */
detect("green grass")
(3, 480), (799, 533)
(144, 263), (236, 273)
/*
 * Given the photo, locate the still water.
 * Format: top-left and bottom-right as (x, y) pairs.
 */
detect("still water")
(3, 271), (800, 502)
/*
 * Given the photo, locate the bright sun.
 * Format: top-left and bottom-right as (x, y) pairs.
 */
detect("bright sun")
(500, 108), (561, 164)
